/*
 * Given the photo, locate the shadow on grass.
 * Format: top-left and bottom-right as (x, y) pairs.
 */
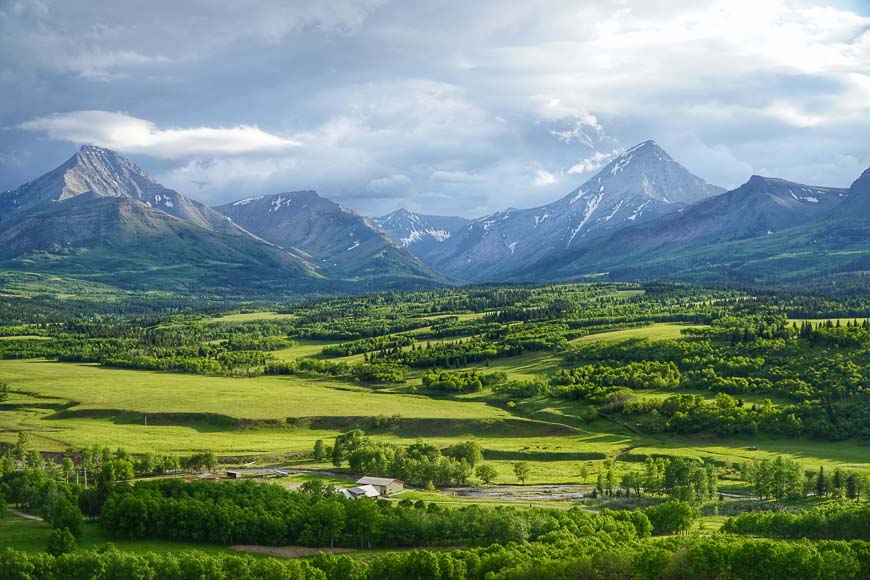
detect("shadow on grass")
(41, 410), (581, 439)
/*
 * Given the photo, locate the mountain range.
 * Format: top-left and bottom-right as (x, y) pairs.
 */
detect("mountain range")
(0, 143), (866, 296)
(375, 140), (724, 281)
(0, 146), (440, 294)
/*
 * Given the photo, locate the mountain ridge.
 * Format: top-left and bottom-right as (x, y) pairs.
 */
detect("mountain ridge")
(216, 191), (447, 283)
(513, 171), (858, 285)
(1, 142), (866, 295)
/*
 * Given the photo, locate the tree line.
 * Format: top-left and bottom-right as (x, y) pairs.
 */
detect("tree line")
(1, 532), (868, 579)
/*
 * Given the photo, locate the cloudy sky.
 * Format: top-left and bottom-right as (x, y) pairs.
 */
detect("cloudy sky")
(2, 0), (869, 216)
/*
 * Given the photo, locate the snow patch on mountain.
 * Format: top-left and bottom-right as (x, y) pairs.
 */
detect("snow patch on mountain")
(569, 189), (587, 204)
(232, 196), (264, 206)
(567, 189), (605, 245)
(627, 200), (652, 221)
(601, 200), (624, 222)
(270, 196), (293, 211)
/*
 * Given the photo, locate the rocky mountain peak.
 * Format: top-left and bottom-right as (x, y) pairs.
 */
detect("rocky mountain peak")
(0, 146), (248, 236)
(379, 208), (420, 226)
(72, 144), (154, 179)
(624, 139), (665, 156)
(217, 192), (441, 281)
(553, 141), (722, 217)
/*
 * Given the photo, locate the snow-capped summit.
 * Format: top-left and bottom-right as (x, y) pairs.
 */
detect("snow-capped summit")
(407, 140), (723, 282)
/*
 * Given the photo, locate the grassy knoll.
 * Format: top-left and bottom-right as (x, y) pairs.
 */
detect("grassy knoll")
(0, 358), (510, 453)
(0, 360), (505, 421)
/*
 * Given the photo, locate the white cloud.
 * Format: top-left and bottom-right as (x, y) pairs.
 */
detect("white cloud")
(367, 173), (413, 194)
(568, 150), (619, 175)
(1, 0), (386, 79)
(533, 169), (558, 186)
(19, 111), (300, 157)
(762, 101), (824, 128)
(430, 170), (484, 183)
(64, 50), (168, 81)
(4, 0), (870, 213)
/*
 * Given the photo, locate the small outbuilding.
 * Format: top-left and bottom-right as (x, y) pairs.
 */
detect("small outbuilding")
(341, 484), (381, 499)
(226, 470), (243, 479)
(356, 476), (404, 495)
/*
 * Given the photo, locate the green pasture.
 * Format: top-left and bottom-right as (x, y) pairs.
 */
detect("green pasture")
(0, 319), (866, 481)
(570, 323), (706, 344)
(0, 517), (234, 556)
(272, 339), (341, 360)
(204, 311), (296, 324)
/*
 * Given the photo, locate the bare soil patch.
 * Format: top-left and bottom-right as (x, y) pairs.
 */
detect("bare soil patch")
(230, 545), (354, 558)
(445, 484), (593, 501)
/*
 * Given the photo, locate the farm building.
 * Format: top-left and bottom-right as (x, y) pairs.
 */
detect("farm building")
(226, 470), (243, 479)
(356, 476), (404, 495)
(339, 484), (381, 499)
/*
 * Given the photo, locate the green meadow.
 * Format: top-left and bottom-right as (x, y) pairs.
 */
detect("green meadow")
(1, 318), (866, 483)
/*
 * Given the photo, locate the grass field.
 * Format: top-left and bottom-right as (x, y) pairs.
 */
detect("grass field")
(570, 323), (705, 344)
(0, 322), (866, 484)
(0, 516), (235, 556)
(272, 339), (342, 360)
(445, 323), (706, 381)
(204, 312), (296, 324)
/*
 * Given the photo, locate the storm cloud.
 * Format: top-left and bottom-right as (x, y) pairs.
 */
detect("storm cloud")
(2, 0), (869, 216)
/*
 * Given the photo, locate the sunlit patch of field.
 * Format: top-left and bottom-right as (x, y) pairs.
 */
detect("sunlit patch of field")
(203, 311), (297, 323)
(569, 323), (707, 344)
